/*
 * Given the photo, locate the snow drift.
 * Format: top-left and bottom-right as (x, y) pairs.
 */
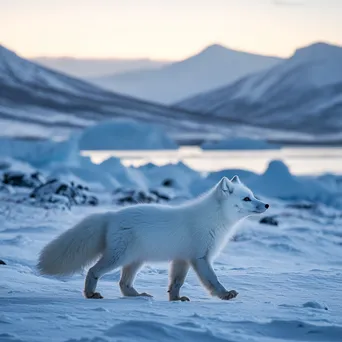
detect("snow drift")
(189, 159), (342, 208)
(245, 160), (327, 200)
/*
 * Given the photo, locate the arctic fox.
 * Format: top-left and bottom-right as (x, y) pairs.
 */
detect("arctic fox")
(38, 176), (269, 301)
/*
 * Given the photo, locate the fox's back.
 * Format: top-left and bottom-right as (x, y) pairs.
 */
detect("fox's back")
(106, 203), (195, 261)
(108, 202), (184, 225)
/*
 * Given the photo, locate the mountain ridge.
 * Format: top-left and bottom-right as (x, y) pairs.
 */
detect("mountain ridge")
(90, 43), (282, 104)
(0, 45), (222, 140)
(175, 42), (342, 134)
(31, 56), (170, 78)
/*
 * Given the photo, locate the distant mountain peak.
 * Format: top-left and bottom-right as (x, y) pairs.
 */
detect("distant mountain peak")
(0, 44), (212, 142)
(91, 42), (281, 103)
(200, 43), (230, 54)
(0, 44), (9, 51)
(0, 45), (21, 76)
(195, 44), (238, 59)
(177, 41), (342, 135)
(0, 44), (17, 60)
(292, 41), (342, 61)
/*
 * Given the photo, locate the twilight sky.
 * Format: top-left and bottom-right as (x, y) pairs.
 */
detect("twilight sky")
(1, 0), (341, 60)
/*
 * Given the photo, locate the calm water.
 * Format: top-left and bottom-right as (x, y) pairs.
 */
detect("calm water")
(82, 147), (342, 175)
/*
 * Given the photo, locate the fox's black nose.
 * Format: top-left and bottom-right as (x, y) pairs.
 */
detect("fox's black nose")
(265, 204), (269, 209)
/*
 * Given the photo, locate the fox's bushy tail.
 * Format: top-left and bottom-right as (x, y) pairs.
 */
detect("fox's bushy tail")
(37, 213), (107, 276)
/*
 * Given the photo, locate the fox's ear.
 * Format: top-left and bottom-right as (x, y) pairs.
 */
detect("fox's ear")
(231, 175), (241, 184)
(218, 177), (234, 194)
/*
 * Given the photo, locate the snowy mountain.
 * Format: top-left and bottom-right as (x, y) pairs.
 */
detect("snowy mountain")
(90, 44), (282, 104)
(176, 42), (342, 134)
(32, 57), (169, 78)
(0, 45), (233, 140)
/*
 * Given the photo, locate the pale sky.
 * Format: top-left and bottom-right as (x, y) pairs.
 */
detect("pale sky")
(1, 0), (341, 60)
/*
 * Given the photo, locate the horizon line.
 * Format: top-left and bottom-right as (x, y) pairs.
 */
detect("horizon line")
(2, 39), (341, 62)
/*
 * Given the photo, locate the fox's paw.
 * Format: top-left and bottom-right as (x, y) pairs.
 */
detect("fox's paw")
(139, 292), (153, 298)
(84, 292), (104, 299)
(171, 296), (190, 302)
(218, 290), (238, 300)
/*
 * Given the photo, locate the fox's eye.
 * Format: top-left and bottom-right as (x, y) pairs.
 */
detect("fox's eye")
(243, 197), (251, 202)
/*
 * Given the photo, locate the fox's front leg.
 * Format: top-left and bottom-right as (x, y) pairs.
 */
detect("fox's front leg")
(191, 258), (238, 300)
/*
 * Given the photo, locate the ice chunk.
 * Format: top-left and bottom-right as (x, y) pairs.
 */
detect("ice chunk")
(78, 119), (178, 150)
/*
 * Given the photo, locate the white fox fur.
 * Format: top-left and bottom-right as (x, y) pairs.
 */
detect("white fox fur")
(38, 176), (269, 301)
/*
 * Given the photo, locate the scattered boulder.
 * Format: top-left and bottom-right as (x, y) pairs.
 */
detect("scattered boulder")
(112, 185), (190, 206)
(30, 179), (98, 207)
(259, 216), (279, 226)
(113, 188), (159, 205)
(150, 188), (172, 201)
(28, 193), (73, 209)
(287, 203), (317, 210)
(1, 169), (189, 209)
(0, 170), (98, 209)
(2, 171), (45, 188)
(162, 179), (174, 187)
(0, 260), (6, 265)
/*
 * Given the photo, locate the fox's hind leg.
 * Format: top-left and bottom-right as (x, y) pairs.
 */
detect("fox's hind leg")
(84, 253), (124, 299)
(119, 262), (152, 297)
(168, 260), (190, 301)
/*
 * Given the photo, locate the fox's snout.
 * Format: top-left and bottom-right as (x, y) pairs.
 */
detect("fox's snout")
(255, 201), (269, 213)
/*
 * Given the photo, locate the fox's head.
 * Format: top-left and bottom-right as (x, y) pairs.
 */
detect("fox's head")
(215, 176), (269, 219)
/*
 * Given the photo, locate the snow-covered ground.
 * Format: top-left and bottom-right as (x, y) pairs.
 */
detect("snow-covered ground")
(1, 141), (342, 342)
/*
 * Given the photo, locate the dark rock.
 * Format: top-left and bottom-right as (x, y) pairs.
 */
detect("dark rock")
(150, 189), (171, 201)
(259, 216), (279, 226)
(0, 260), (6, 265)
(31, 172), (46, 184)
(113, 188), (161, 205)
(119, 190), (158, 205)
(162, 179), (174, 187)
(287, 203), (317, 210)
(29, 194), (72, 209)
(112, 185), (190, 206)
(30, 179), (98, 207)
(86, 196), (99, 206)
(2, 171), (45, 188)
